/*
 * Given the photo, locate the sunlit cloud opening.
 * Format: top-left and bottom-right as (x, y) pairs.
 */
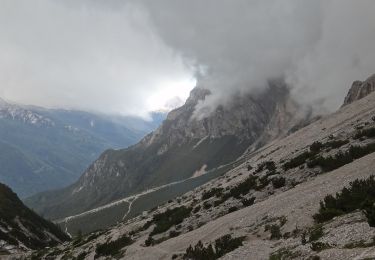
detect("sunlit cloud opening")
(146, 77), (197, 113)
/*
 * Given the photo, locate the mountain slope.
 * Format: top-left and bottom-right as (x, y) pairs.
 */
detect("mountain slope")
(28, 74), (375, 260)
(0, 99), (164, 197)
(0, 182), (69, 256)
(26, 81), (305, 220)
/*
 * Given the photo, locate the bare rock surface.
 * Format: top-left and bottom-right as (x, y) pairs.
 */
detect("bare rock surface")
(343, 73), (375, 106)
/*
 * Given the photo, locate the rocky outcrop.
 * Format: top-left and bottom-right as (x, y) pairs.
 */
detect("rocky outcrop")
(343, 74), (375, 106)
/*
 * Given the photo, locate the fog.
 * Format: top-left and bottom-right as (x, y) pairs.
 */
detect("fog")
(0, 0), (194, 117)
(1, 0), (374, 118)
(137, 0), (375, 116)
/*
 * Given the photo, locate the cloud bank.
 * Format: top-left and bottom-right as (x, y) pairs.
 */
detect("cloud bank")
(1, 0), (374, 117)
(0, 0), (195, 117)
(137, 0), (375, 116)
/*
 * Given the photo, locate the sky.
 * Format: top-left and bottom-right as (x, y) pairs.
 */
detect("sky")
(0, 0), (374, 118)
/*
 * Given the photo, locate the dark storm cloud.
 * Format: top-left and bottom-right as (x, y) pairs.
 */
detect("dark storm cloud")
(136, 0), (375, 116)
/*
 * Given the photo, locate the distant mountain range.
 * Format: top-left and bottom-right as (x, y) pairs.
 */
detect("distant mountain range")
(0, 98), (165, 197)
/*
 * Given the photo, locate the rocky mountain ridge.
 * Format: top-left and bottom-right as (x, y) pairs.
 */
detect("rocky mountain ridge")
(0, 98), (54, 127)
(343, 73), (375, 106)
(26, 80), (306, 220)
(22, 73), (375, 260)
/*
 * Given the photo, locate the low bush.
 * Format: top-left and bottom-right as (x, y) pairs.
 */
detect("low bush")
(310, 141), (323, 153)
(169, 230), (181, 238)
(272, 177), (286, 189)
(76, 252), (87, 260)
(283, 151), (314, 171)
(150, 206), (192, 236)
(95, 234), (133, 257)
(324, 139), (349, 149)
(241, 197), (255, 207)
(310, 242), (331, 252)
(270, 225), (282, 240)
(203, 201), (213, 210)
(213, 198), (226, 207)
(145, 236), (154, 246)
(227, 175), (258, 199)
(193, 205), (201, 213)
(314, 176), (375, 226)
(256, 161), (276, 173)
(201, 188), (224, 201)
(308, 225), (324, 242)
(228, 206), (239, 213)
(308, 143), (375, 172)
(354, 127), (375, 139)
(256, 175), (271, 190)
(283, 139), (351, 171)
(183, 234), (245, 260)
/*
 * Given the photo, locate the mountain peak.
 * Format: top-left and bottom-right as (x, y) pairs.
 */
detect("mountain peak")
(343, 73), (375, 106)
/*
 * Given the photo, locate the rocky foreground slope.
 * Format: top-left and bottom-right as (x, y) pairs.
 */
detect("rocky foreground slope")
(21, 75), (375, 260)
(0, 182), (69, 257)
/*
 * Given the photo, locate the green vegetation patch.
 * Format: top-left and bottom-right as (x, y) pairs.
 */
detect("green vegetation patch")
(283, 139), (351, 171)
(256, 161), (276, 173)
(272, 177), (286, 189)
(308, 143), (375, 172)
(310, 242), (331, 252)
(225, 175), (258, 199)
(149, 206), (192, 236)
(95, 234), (133, 257)
(314, 176), (375, 226)
(183, 234), (245, 260)
(283, 151), (312, 171)
(343, 238), (375, 249)
(308, 225), (324, 242)
(354, 127), (375, 139)
(201, 188), (224, 201)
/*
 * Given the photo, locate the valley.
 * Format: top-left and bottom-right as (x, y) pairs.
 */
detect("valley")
(0, 99), (164, 197)
(57, 161), (239, 235)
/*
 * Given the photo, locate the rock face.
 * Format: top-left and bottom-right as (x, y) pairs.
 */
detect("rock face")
(343, 73), (375, 106)
(26, 80), (304, 220)
(0, 182), (69, 255)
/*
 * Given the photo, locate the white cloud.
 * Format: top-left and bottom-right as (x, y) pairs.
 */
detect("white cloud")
(0, 0), (195, 117)
(137, 0), (375, 116)
(1, 0), (374, 118)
